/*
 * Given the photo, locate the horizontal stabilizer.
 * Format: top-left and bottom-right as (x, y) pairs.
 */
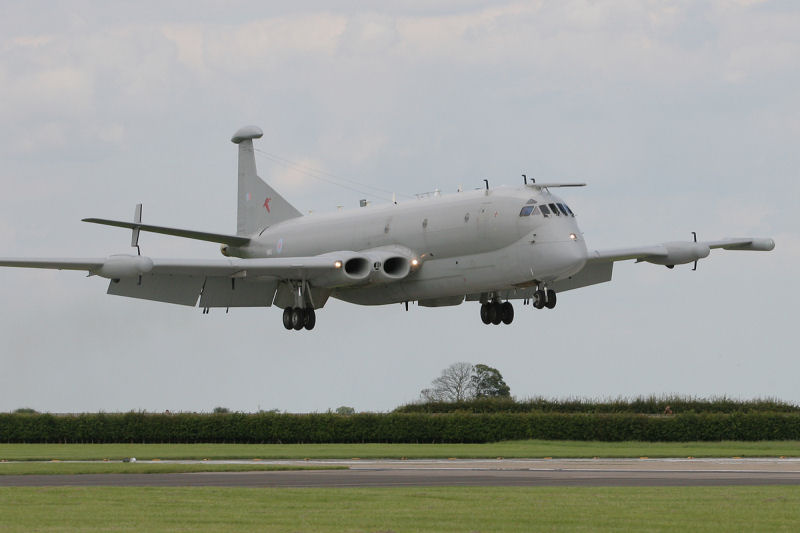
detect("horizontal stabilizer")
(526, 182), (586, 190)
(82, 218), (250, 247)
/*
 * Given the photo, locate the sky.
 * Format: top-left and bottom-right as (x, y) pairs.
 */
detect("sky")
(0, 0), (798, 413)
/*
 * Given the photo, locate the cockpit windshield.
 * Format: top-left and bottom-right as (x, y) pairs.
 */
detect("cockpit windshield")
(520, 202), (574, 218)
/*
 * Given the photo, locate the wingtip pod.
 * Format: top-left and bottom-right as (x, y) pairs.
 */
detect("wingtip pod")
(728, 238), (775, 252)
(707, 237), (776, 252)
(231, 125), (263, 144)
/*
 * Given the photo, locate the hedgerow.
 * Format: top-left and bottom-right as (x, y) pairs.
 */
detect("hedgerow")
(2, 411), (800, 443)
(394, 396), (799, 414)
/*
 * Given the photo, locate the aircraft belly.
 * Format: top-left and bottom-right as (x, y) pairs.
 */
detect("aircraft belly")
(334, 244), (531, 305)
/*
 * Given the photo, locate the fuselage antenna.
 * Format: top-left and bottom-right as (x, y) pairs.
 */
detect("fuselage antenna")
(483, 179), (489, 190)
(522, 174), (527, 185)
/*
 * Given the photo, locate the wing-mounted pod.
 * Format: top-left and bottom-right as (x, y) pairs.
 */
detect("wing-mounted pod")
(639, 241), (710, 268)
(361, 245), (419, 284)
(95, 254), (154, 280)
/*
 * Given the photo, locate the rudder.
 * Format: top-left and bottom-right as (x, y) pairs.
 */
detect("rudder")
(231, 125), (302, 236)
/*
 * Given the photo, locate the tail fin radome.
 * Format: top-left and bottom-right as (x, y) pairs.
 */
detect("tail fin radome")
(232, 125), (301, 236)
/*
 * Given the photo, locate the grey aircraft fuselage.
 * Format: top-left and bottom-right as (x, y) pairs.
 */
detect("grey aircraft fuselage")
(224, 186), (585, 306)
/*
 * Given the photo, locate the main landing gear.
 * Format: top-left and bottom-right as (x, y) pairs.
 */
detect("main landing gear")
(532, 288), (557, 310)
(479, 287), (557, 325)
(480, 301), (514, 326)
(282, 307), (316, 331)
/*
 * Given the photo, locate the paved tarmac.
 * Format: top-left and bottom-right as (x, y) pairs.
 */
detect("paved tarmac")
(3, 458), (800, 487)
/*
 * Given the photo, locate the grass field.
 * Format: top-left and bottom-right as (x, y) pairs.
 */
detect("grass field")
(0, 462), (344, 476)
(1, 486), (798, 532)
(2, 440), (799, 461)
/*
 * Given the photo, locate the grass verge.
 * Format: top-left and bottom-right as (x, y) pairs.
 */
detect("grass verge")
(1, 440), (799, 461)
(0, 463), (344, 476)
(0, 486), (799, 532)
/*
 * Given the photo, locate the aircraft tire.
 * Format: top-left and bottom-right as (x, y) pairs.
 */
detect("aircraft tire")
(545, 290), (557, 309)
(291, 307), (305, 330)
(486, 303), (498, 325)
(533, 290), (546, 309)
(480, 303), (491, 325)
(501, 302), (514, 324)
(490, 303), (502, 325)
(304, 308), (316, 330)
(282, 307), (294, 330)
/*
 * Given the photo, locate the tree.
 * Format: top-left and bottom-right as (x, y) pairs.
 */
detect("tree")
(471, 364), (511, 398)
(421, 362), (476, 402)
(212, 406), (230, 414)
(335, 406), (355, 415)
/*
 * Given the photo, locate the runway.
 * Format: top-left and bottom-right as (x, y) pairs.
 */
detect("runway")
(3, 458), (800, 487)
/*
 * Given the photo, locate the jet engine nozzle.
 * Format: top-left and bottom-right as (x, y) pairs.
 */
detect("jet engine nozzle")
(310, 251), (371, 288)
(362, 246), (415, 283)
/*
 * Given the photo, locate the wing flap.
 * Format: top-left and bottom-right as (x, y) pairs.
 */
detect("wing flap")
(199, 277), (278, 308)
(107, 275), (204, 306)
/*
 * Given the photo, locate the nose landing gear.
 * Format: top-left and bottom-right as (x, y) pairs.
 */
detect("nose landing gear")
(480, 300), (514, 325)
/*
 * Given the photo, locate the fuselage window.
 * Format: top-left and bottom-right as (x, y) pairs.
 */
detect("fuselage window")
(539, 204), (551, 217)
(519, 206), (534, 217)
(556, 203), (569, 216)
(548, 203), (560, 216)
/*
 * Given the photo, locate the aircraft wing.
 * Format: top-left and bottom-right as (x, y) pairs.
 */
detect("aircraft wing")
(588, 237), (775, 266)
(0, 258), (107, 271)
(0, 252), (372, 307)
(82, 218), (251, 247)
(0, 254), (364, 280)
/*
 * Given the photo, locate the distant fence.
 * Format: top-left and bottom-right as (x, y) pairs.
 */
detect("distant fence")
(2, 412), (800, 443)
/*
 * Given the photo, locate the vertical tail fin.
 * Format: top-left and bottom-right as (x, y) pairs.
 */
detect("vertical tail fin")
(231, 125), (302, 236)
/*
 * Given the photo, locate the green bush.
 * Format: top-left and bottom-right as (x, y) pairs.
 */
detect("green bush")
(394, 396), (800, 415)
(2, 412), (800, 444)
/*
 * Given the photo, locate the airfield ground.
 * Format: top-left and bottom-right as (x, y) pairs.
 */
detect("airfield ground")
(2, 441), (800, 531)
(1, 486), (799, 532)
(3, 439), (800, 462)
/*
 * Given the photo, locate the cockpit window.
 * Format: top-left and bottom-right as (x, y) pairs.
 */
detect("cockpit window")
(519, 206), (534, 217)
(526, 198), (537, 205)
(548, 203), (560, 216)
(539, 204), (551, 217)
(556, 203), (569, 216)
(563, 204), (575, 216)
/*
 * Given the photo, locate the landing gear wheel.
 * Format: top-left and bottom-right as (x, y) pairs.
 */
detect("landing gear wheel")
(544, 290), (557, 309)
(501, 302), (514, 325)
(533, 290), (546, 309)
(282, 307), (294, 330)
(486, 303), (498, 325)
(490, 303), (503, 325)
(304, 308), (316, 330)
(291, 307), (306, 330)
(480, 303), (491, 325)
